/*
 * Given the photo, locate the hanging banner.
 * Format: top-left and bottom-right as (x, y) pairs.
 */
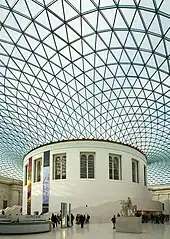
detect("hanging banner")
(42, 150), (50, 213)
(27, 157), (32, 215)
(61, 202), (67, 228)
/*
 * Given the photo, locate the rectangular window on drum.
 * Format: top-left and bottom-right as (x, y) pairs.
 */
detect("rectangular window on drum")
(109, 154), (122, 180)
(88, 154), (95, 178)
(24, 165), (28, 185)
(132, 159), (139, 183)
(34, 158), (42, 182)
(144, 165), (147, 186)
(80, 154), (87, 178)
(53, 154), (66, 180)
(80, 152), (95, 179)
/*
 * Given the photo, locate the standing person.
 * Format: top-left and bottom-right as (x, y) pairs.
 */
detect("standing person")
(80, 214), (85, 228)
(117, 213), (120, 217)
(76, 214), (79, 224)
(86, 214), (90, 223)
(67, 215), (70, 227)
(54, 214), (57, 227)
(71, 214), (74, 226)
(51, 213), (55, 228)
(111, 215), (116, 229)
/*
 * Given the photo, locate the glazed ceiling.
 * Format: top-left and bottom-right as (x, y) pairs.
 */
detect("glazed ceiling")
(0, 0), (170, 184)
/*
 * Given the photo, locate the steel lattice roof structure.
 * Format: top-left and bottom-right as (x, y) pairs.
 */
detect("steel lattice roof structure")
(0, 0), (170, 185)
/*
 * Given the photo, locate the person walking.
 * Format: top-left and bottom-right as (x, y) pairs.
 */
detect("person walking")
(71, 214), (74, 226)
(111, 215), (116, 229)
(80, 214), (85, 228)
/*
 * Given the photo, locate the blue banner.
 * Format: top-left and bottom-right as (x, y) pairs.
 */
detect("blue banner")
(42, 151), (50, 213)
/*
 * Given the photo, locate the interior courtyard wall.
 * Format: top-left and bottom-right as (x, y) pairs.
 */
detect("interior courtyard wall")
(149, 185), (170, 214)
(0, 180), (22, 209)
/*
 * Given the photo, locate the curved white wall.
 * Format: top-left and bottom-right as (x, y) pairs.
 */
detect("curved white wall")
(22, 140), (160, 215)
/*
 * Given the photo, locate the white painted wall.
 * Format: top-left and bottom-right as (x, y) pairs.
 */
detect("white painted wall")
(23, 140), (158, 215)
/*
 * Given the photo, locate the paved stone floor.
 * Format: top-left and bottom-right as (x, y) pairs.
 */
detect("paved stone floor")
(1, 223), (170, 239)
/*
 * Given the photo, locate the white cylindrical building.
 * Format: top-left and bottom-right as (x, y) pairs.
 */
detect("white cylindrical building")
(23, 139), (162, 217)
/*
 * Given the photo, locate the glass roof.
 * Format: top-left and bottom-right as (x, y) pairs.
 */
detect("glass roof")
(0, 0), (170, 184)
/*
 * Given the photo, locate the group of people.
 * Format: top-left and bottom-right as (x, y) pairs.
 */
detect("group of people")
(51, 213), (62, 228)
(111, 212), (170, 229)
(51, 213), (84, 228)
(142, 213), (169, 224)
(76, 214), (90, 228)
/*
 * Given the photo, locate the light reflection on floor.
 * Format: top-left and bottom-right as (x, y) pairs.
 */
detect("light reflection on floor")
(1, 223), (170, 239)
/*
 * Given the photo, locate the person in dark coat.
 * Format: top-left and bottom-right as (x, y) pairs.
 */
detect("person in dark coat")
(111, 215), (116, 229)
(71, 214), (74, 226)
(67, 215), (70, 227)
(79, 214), (85, 228)
(54, 214), (57, 227)
(51, 213), (55, 228)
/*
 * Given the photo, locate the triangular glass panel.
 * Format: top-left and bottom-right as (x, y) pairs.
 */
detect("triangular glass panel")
(66, 25), (79, 42)
(160, 60), (169, 73)
(121, 8), (136, 27)
(81, 0), (95, 13)
(149, 15), (161, 35)
(6, 28), (21, 43)
(25, 35), (40, 50)
(71, 39), (82, 56)
(25, 23), (39, 39)
(69, 17), (81, 36)
(120, 50), (129, 62)
(55, 25), (68, 42)
(160, 0), (169, 15)
(60, 45), (70, 59)
(70, 47), (81, 61)
(63, 1), (78, 20)
(133, 51), (143, 64)
(147, 54), (157, 68)
(131, 11), (144, 30)
(141, 10), (155, 29)
(139, 0), (155, 8)
(96, 36), (106, 50)
(35, 44), (47, 58)
(97, 13), (110, 31)
(116, 65), (125, 76)
(59, 55), (70, 67)
(95, 54), (104, 67)
(36, 23), (50, 40)
(140, 35), (151, 50)
(27, 0), (43, 17)
(36, 11), (51, 30)
(85, 34), (96, 50)
(73, 62), (83, 76)
(84, 11), (98, 30)
(44, 45), (56, 59)
(0, 7), (10, 23)
(116, 31), (128, 45)
(82, 18), (93, 36)
(50, 53), (61, 66)
(48, 12), (62, 30)
(110, 33), (121, 48)
(83, 59), (92, 72)
(54, 35), (66, 50)
(99, 31), (112, 46)
(102, 8), (117, 26)
(125, 33), (136, 48)
(114, 11), (127, 29)
(156, 40), (166, 56)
